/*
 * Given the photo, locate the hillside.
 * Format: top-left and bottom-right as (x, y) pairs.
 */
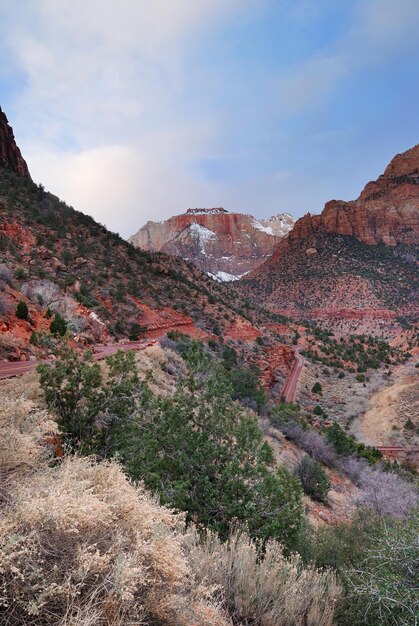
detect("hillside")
(240, 146), (419, 332)
(0, 169), (264, 354)
(129, 207), (294, 280)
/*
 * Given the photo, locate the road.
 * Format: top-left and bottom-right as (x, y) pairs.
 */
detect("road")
(0, 339), (156, 380)
(281, 349), (304, 402)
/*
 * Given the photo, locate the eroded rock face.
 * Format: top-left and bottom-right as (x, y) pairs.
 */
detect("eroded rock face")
(0, 107), (31, 178)
(290, 145), (419, 246)
(129, 208), (294, 280)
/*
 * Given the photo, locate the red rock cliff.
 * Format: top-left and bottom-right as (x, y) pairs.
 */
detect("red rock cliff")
(290, 144), (419, 246)
(129, 209), (294, 280)
(0, 106), (31, 179)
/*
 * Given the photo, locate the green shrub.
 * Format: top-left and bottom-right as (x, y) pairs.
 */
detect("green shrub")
(16, 300), (29, 319)
(228, 368), (267, 411)
(50, 313), (67, 337)
(270, 401), (304, 428)
(312, 382), (322, 394)
(38, 343), (304, 550)
(325, 422), (357, 456)
(129, 323), (147, 341)
(296, 455), (331, 503)
(14, 267), (26, 280)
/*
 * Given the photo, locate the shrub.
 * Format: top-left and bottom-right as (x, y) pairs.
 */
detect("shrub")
(129, 322), (147, 341)
(343, 511), (419, 626)
(356, 466), (418, 518)
(0, 263), (14, 286)
(270, 401), (302, 428)
(21, 279), (61, 308)
(325, 422), (357, 456)
(356, 373), (366, 383)
(39, 345), (304, 550)
(312, 382), (322, 394)
(228, 368), (267, 411)
(14, 267), (26, 280)
(115, 369), (303, 547)
(0, 294), (10, 317)
(38, 348), (139, 451)
(0, 456), (231, 626)
(15, 300), (28, 319)
(50, 312), (67, 336)
(188, 528), (340, 626)
(296, 455), (331, 503)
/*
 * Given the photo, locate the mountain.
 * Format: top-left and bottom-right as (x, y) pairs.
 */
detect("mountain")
(129, 208), (294, 281)
(0, 106), (31, 179)
(240, 145), (419, 330)
(290, 145), (419, 246)
(0, 108), (289, 365)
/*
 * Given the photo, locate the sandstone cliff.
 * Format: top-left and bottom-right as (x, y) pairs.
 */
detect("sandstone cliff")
(290, 144), (419, 246)
(240, 145), (419, 326)
(129, 208), (294, 280)
(0, 106), (31, 179)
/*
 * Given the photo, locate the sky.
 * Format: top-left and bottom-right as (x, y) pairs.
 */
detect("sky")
(0, 0), (418, 238)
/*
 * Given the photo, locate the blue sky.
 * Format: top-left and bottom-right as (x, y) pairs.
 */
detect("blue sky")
(0, 0), (418, 237)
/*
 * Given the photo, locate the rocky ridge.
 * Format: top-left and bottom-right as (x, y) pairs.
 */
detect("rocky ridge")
(241, 145), (419, 327)
(129, 208), (295, 280)
(290, 145), (419, 246)
(0, 107), (31, 179)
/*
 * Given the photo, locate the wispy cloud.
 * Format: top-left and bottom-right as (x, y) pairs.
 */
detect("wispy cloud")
(0, 0), (417, 235)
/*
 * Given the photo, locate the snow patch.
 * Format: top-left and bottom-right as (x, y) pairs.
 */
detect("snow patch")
(207, 270), (250, 283)
(187, 223), (216, 251)
(252, 220), (274, 235)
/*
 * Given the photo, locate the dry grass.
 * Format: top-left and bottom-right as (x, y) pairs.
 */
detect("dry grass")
(0, 454), (231, 626)
(188, 529), (340, 626)
(134, 345), (187, 396)
(0, 373), (341, 626)
(0, 373), (57, 479)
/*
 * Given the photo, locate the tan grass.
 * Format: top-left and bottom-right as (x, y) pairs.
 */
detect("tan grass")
(135, 345), (187, 396)
(187, 528), (340, 626)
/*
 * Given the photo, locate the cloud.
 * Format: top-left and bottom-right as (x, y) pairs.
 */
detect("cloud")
(274, 0), (419, 116)
(0, 0), (418, 234)
(0, 0), (263, 234)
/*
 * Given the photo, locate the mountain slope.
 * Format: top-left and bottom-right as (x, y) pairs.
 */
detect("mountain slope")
(240, 146), (419, 328)
(129, 208), (294, 280)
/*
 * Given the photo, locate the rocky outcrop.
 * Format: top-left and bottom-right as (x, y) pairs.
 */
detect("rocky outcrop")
(0, 106), (31, 178)
(290, 145), (419, 246)
(129, 208), (294, 280)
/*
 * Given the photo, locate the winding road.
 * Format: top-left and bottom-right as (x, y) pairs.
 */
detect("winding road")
(0, 339), (156, 380)
(281, 349), (304, 402)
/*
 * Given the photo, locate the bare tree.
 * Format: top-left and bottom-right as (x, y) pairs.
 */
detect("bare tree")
(22, 280), (62, 308)
(356, 466), (418, 518)
(0, 264), (14, 288)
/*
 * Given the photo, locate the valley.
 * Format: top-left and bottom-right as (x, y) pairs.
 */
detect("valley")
(0, 104), (418, 626)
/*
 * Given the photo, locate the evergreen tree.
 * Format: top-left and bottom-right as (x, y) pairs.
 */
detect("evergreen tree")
(50, 312), (67, 336)
(16, 300), (29, 319)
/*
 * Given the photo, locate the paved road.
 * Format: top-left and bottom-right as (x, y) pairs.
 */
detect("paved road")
(281, 349), (304, 402)
(0, 339), (156, 380)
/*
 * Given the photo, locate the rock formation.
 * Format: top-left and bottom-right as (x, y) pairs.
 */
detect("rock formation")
(290, 144), (419, 246)
(129, 208), (294, 280)
(240, 145), (419, 326)
(0, 106), (31, 179)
